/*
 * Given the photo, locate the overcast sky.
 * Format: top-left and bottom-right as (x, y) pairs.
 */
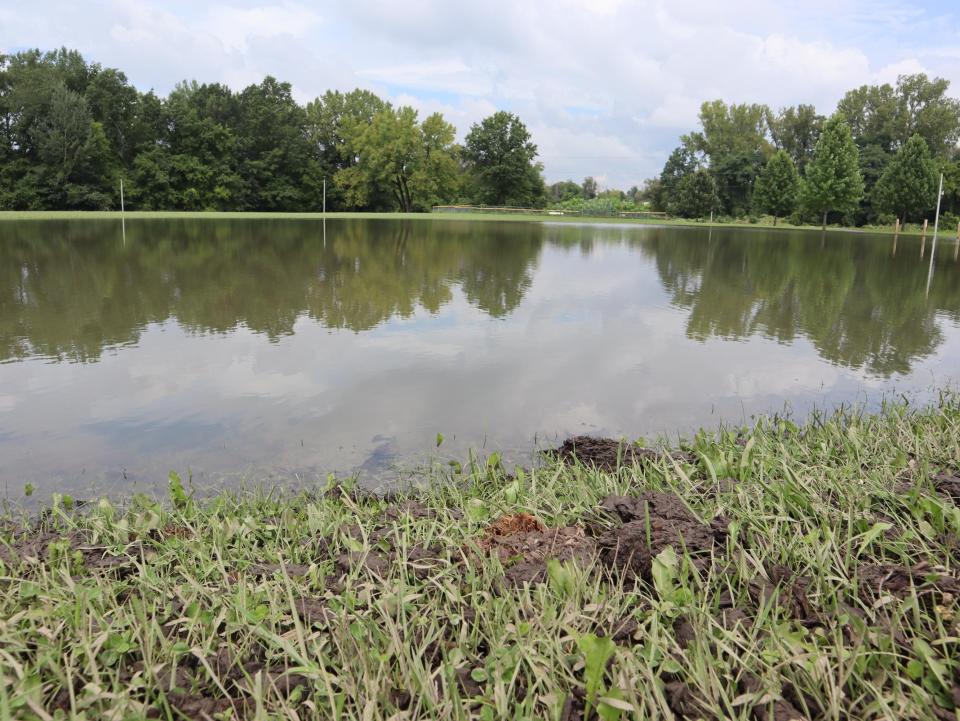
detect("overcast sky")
(2, 0), (958, 188)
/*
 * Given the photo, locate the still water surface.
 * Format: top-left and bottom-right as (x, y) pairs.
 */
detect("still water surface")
(2, 218), (959, 498)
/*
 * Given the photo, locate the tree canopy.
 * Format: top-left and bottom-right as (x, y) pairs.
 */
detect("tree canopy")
(0, 49), (541, 212)
(873, 134), (939, 223)
(462, 111), (545, 207)
(753, 150), (799, 224)
(800, 113), (864, 229)
(650, 72), (960, 228)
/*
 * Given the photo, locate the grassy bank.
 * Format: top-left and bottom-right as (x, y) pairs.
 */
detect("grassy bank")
(0, 209), (948, 237)
(3, 398), (960, 720)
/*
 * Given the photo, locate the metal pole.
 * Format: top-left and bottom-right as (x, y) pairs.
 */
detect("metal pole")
(323, 178), (326, 215)
(926, 172), (944, 297)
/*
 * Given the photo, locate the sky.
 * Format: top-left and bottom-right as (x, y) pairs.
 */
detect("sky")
(2, 0), (958, 189)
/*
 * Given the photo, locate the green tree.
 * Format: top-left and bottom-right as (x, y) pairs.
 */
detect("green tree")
(672, 168), (718, 218)
(410, 112), (460, 210)
(305, 89), (387, 210)
(684, 100), (771, 214)
(336, 106), (459, 212)
(873, 134), (938, 223)
(582, 176), (598, 199)
(767, 104), (823, 173)
(653, 145), (696, 212)
(753, 150), (799, 224)
(892, 75), (960, 157)
(800, 113), (864, 229)
(549, 180), (582, 203)
(463, 111), (544, 207)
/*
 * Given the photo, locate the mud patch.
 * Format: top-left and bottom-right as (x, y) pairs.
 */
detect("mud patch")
(740, 674), (808, 721)
(162, 693), (251, 720)
(552, 437), (693, 472)
(479, 513), (545, 543)
(856, 563), (960, 601)
(476, 514), (596, 587)
(748, 564), (816, 623)
(292, 597), (336, 625)
(596, 493), (719, 583)
(406, 544), (448, 580)
(334, 550), (391, 577)
(665, 680), (715, 720)
(933, 472), (960, 503)
(607, 617), (640, 645)
(246, 562), (311, 578)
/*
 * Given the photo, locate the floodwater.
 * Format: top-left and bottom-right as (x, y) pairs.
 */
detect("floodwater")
(1, 218), (959, 499)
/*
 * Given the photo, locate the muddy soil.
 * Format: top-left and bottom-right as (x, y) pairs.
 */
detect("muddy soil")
(856, 562), (960, 601)
(477, 513), (596, 587)
(551, 436), (695, 472)
(596, 493), (721, 582)
(934, 471), (960, 503)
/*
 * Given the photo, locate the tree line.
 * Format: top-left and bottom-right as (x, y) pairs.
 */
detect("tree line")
(0, 49), (547, 212)
(4, 48), (959, 225)
(647, 75), (960, 228)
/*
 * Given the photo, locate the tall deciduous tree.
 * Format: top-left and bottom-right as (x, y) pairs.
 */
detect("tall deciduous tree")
(753, 150), (799, 224)
(684, 100), (771, 215)
(767, 104), (823, 173)
(873, 134), (938, 223)
(800, 113), (864, 229)
(672, 168), (719, 218)
(462, 111), (544, 207)
(582, 176), (598, 199)
(336, 106), (459, 212)
(653, 145), (697, 212)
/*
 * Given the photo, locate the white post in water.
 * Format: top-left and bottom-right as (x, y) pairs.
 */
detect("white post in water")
(323, 177), (326, 215)
(926, 172), (944, 297)
(120, 177), (126, 245)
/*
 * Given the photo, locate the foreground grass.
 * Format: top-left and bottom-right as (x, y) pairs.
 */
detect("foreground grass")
(0, 209), (945, 237)
(3, 398), (960, 720)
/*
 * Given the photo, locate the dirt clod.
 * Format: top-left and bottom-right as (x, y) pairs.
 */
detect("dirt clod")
(856, 563), (960, 601)
(593, 492), (721, 583)
(552, 436), (661, 472)
(478, 517), (596, 587)
(166, 693), (249, 720)
(454, 665), (484, 698)
(609, 616), (639, 645)
(334, 550), (391, 577)
(246, 562), (311, 577)
(389, 688), (412, 710)
(748, 564), (815, 622)
(665, 680), (714, 720)
(741, 674), (808, 721)
(479, 513), (545, 544)
(934, 472), (960, 503)
(293, 597), (335, 625)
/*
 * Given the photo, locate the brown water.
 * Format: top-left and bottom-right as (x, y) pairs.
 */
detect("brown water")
(1, 218), (959, 499)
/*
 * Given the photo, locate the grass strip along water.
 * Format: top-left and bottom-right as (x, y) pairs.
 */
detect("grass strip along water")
(0, 210), (945, 237)
(2, 397), (960, 720)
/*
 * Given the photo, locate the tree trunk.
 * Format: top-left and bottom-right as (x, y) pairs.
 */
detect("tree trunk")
(821, 211), (827, 231)
(773, 215), (778, 226)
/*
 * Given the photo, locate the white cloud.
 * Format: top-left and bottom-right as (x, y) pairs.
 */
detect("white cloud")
(1, 0), (958, 186)
(205, 2), (321, 52)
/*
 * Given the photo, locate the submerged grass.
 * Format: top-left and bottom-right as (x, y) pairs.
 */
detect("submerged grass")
(3, 397), (960, 719)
